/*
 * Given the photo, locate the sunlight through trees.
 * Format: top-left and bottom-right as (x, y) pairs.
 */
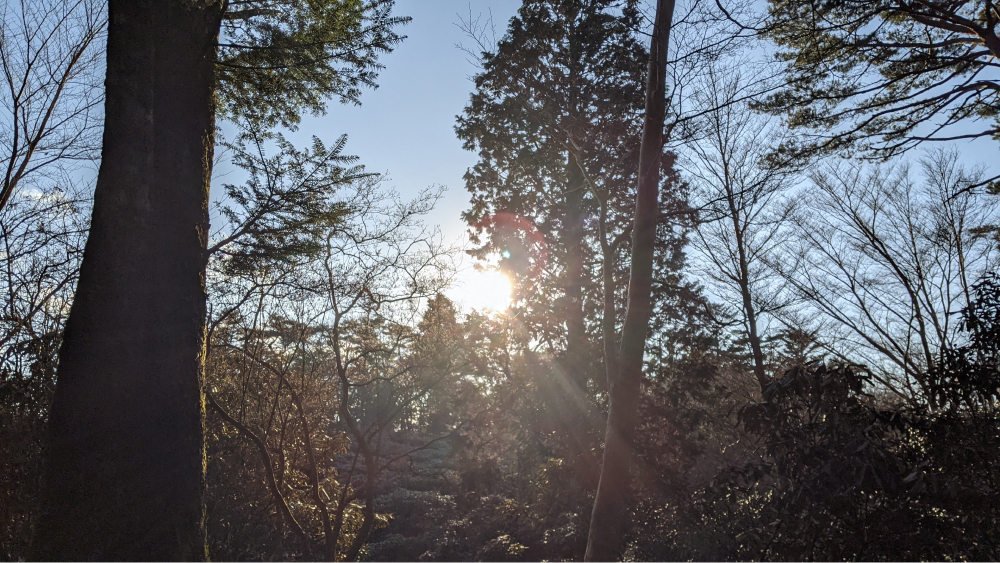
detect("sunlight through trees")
(2, 0), (1000, 561)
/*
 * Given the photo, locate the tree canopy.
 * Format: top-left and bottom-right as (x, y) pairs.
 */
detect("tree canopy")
(3, 0), (1000, 561)
(218, 0), (409, 129)
(760, 0), (1000, 168)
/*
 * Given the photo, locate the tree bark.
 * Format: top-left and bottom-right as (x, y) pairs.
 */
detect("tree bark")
(31, 1), (222, 559)
(564, 151), (589, 390)
(726, 191), (769, 390)
(584, 0), (674, 560)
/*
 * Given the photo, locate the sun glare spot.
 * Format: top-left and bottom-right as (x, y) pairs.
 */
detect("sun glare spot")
(453, 269), (512, 312)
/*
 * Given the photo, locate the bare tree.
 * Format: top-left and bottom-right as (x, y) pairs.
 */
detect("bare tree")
(682, 68), (797, 391)
(204, 160), (461, 560)
(0, 179), (87, 560)
(773, 149), (1000, 405)
(315, 178), (452, 562)
(0, 5), (100, 556)
(0, 0), (105, 214)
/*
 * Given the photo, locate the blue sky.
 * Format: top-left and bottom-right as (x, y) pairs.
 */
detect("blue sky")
(288, 0), (523, 247)
(209, 0), (999, 312)
(279, 0), (1000, 246)
(218, 0), (1000, 244)
(210, 1), (524, 311)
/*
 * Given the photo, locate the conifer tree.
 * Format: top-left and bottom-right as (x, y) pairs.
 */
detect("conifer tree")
(457, 0), (650, 391)
(760, 0), (1000, 166)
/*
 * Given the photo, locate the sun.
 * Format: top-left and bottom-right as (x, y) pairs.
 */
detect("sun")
(450, 269), (512, 312)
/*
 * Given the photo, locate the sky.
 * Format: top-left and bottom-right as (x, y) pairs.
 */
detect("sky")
(214, 0), (1000, 313)
(213, 1), (525, 311)
(288, 0), (522, 247)
(279, 0), (1000, 244)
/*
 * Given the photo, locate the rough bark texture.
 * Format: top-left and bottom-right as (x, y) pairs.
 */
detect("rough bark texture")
(31, 1), (222, 559)
(584, 0), (674, 559)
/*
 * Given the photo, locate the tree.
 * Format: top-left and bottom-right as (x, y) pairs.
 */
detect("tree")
(0, 181), (88, 560)
(773, 149), (1000, 406)
(0, 0), (105, 214)
(683, 68), (797, 391)
(203, 145), (457, 560)
(32, 1), (406, 559)
(457, 0), (651, 393)
(585, 0), (675, 559)
(456, 2), (675, 520)
(310, 179), (452, 562)
(759, 0), (1000, 167)
(0, 2), (102, 557)
(31, 4), (224, 558)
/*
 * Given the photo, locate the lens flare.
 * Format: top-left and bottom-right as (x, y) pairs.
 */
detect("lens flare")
(451, 269), (512, 312)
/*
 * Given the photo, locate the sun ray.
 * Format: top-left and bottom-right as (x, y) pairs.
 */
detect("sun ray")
(449, 269), (512, 312)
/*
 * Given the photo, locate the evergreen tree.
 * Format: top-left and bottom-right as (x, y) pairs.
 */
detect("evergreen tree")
(759, 0), (1000, 166)
(457, 0), (651, 392)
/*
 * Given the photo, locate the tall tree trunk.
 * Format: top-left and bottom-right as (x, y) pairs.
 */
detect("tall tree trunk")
(727, 193), (768, 390)
(584, 0), (674, 560)
(564, 151), (589, 390)
(31, 1), (222, 559)
(562, 7), (589, 392)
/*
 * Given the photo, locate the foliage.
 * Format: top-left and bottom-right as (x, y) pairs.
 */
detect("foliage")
(456, 0), (655, 358)
(4, 0), (1000, 560)
(760, 0), (1000, 163)
(930, 272), (1000, 412)
(211, 125), (365, 275)
(693, 354), (1000, 560)
(217, 0), (410, 129)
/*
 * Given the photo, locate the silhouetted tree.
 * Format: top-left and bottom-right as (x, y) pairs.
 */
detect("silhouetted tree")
(33, 1), (407, 559)
(457, 0), (651, 392)
(585, 0), (675, 559)
(773, 149), (999, 406)
(760, 0), (1000, 168)
(0, 0), (104, 214)
(684, 69), (797, 391)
